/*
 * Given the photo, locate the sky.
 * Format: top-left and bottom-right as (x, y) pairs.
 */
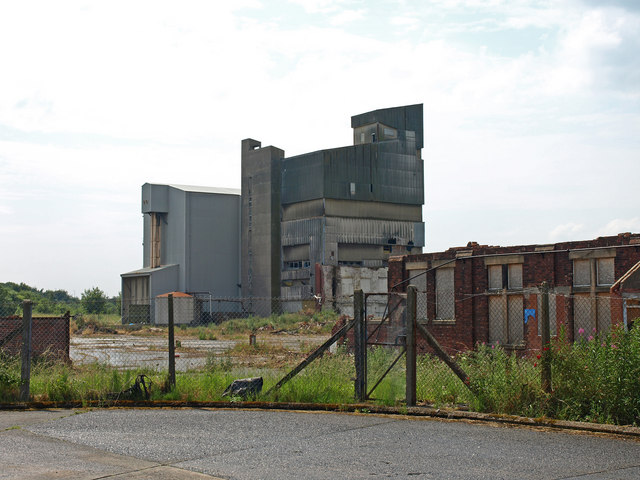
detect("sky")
(1, 0), (639, 297)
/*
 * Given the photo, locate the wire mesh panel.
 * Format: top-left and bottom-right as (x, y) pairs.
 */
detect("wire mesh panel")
(1, 307), (69, 362)
(435, 268), (455, 320)
(364, 293), (407, 403)
(573, 293), (595, 337)
(488, 295), (506, 345)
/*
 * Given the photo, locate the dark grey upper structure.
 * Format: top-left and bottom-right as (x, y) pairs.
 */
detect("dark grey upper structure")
(242, 104), (425, 300)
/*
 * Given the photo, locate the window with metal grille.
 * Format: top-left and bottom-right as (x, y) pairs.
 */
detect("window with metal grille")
(435, 268), (455, 320)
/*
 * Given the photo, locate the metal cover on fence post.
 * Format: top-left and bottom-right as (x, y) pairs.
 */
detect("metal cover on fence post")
(20, 300), (33, 402)
(354, 289), (366, 402)
(168, 293), (176, 389)
(406, 286), (417, 406)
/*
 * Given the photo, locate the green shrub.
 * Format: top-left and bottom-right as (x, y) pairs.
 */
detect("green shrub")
(0, 355), (20, 402)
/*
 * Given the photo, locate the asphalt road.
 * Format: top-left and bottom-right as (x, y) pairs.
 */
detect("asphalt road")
(2, 408), (640, 479)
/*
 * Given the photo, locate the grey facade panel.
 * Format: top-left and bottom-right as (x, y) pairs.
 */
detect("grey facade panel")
(283, 142), (423, 205)
(283, 244), (310, 261)
(281, 151), (324, 204)
(414, 222), (425, 248)
(328, 217), (419, 245)
(281, 218), (324, 247)
(187, 192), (240, 297)
(351, 104), (423, 149)
(282, 199), (325, 221)
(324, 199), (422, 221)
(338, 244), (385, 261)
(141, 183), (169, 213)
(167, 187), (187, 289)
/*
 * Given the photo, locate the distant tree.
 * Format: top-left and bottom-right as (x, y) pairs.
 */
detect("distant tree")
(81, 287), (108, 314)
(0, 284), (8, 305)
(110, 292), (122, 314)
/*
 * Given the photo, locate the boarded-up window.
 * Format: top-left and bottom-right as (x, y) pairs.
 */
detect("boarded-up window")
(597, 258), (615, 286)
(489, 296), (506, 344)
(537, 293), (557, 336)
(436, 268), (455, 320)
(508, 295), (524, 344)
(508, 264), (523, 290)
(573, 260), (591, 287)
(488, 265), (502, 290)
(413, 270), (427, 321)
(489, 294), (524, 345)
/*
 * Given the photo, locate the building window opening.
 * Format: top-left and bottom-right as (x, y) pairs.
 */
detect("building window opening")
(488, 263), (522, 291)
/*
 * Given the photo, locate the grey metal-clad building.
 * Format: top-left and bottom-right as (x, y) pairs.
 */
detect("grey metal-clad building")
(242, 104), (425, 301)
(121, 183), (241, 323)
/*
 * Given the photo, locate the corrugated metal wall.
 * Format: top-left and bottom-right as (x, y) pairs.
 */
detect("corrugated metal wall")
(282, 139), (423, 206)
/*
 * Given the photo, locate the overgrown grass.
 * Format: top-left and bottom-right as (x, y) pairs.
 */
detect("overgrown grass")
(549, 324), (640, 425)
(4, 323), (640, 426)
(0, 354), (20, 402)
(269, 349), (355, 404)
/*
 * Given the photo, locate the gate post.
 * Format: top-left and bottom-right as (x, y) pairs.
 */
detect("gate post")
(354, 289), (366, 402)
(168, 293), (176, 389)
(20, 300), (33, 402)
(406, 286), (417, 406)
(540, 282), (552, 394)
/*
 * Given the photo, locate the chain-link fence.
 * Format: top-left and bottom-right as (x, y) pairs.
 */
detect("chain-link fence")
(3, 287), (640, 422)
(121, 295), (326, 326)
(0, 294), (348, 404)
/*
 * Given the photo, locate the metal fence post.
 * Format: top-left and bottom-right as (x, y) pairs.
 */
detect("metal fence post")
(540, 282), (552, 393)
(20, 300), (33, 402)
(168, 293), (176, 389)
(406, 286), (417, 407)
(354, 289), (366, 402)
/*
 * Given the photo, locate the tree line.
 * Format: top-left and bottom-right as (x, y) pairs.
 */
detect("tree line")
(0, 282), (120, 315)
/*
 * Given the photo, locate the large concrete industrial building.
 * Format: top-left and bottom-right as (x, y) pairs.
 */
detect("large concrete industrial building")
(241, 104), (425, 303)
(121, 104), (425, 322)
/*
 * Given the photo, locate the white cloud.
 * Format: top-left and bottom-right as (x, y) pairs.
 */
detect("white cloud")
(390, 16), (420, 30)
(598, 218), (640, 236)
(549, 223), (585, 241)
(287, 0), (351, 14)
(330, 9), (365, 25)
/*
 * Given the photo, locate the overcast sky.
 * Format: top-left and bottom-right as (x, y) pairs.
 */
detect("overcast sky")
(1, 0), (639, 297)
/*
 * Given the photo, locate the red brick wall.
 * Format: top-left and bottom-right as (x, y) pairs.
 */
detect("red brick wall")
(0, 315), (70, 361)
(388, 234), (640, 355)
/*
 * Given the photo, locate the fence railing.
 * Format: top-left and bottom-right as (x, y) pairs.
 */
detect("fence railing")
(2, 287), (640, 426)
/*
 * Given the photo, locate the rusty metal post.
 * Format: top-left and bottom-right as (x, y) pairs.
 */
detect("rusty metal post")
(354, 289), (366, 402)
(20, 300), (33, 402)
(406, 286), (417, 406)
(540, 282), (552, 394)
(168, 293), (176, 389)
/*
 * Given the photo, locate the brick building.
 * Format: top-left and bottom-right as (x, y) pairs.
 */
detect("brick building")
(0, 314), (70, 361)
(388, 233), (640, 354)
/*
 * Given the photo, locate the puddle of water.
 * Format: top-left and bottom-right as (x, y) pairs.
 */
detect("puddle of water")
(70, 334), (328, 371)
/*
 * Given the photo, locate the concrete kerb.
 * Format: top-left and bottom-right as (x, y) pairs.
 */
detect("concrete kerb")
(2, 401), (640, 439)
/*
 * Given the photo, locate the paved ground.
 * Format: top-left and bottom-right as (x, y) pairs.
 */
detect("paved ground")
(2, 408), (640, 479)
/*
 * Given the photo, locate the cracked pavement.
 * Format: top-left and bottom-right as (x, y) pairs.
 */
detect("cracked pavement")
(2, 408), (640, 479)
